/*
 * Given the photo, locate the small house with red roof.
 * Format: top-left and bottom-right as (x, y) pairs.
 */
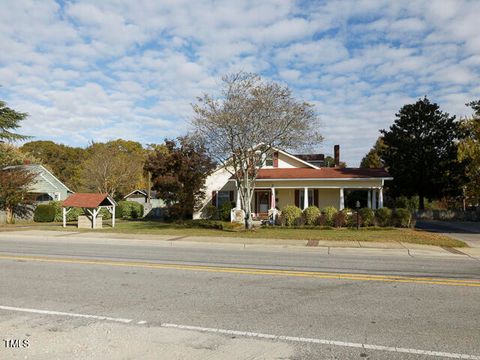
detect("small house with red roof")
(194, 145), (392, 221)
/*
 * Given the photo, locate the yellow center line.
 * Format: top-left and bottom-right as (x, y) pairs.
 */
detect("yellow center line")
(1, 253), (479, 287)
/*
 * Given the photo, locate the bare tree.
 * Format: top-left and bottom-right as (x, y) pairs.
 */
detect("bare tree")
(192, 72), (322, 229)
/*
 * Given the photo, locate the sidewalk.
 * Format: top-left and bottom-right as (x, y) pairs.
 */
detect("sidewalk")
(1, 229), (479, 260)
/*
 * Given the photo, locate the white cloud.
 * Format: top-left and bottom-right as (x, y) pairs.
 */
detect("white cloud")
(0, 0), (479, 166)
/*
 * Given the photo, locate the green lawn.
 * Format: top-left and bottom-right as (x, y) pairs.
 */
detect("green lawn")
(38, 219), (466, 248)
(1, 219), (466, 247)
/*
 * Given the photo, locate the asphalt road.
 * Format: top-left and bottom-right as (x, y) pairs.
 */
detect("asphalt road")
(0, 235), (479, 359)
(416, 220), (480, 248)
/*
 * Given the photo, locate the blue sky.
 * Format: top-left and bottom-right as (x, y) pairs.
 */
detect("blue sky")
(1, 0), (479, 166)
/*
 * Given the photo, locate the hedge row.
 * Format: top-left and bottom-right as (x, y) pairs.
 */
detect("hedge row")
(33, 200), (143, 223)
(278, 206), (412, 228)
(116, 201), (144, 219)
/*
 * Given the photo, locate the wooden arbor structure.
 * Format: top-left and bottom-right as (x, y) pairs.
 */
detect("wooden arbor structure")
(62, 193), (117, 228)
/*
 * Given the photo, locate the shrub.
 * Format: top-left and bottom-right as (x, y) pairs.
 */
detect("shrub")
(321, 206), (337, 226)
(395, 196), (419, 212)
(348, 211), (362, 228)
(116, 201), (144, 219)
(220, 201), (234, 221)
(359, 208), (375, 227)
(316, 213), (327, 226)
(333, 210), (347, 227)
(393, 208), (412, 227)
(203, 204), (218, 220)
(34, 204), (56, 222)
(375, 207), (392, 227)
(50, 201), (84, 222)
(281, 205), (303, 226)
(303, 206), (320, 226)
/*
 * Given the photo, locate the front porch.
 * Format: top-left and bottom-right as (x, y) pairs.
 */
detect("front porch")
(243, 186), (385, 220)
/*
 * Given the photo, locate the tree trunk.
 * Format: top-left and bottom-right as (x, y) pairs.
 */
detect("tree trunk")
(241, 187), (254, 230)
(5, 207), (14, 224)
(419, 194), (425, 210)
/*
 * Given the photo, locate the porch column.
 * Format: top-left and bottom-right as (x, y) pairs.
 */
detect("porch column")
(92, 209), (97, 229)
(372, 189), (377, 209)
(112, 206), (115, 228)
(270, 187), (276, 209)
(303, 187), (309, 210)
(339, 188), (345, 210)
(378, 187), (384, 208)
(367, 190), (372, 209)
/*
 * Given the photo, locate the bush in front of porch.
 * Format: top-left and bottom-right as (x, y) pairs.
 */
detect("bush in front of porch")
(275, 205), (411, 229)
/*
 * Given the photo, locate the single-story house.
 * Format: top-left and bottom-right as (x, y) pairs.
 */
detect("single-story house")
(123, 189), (165, 218)
(194, 145), (392, 221)
(3, 164), (72, 203)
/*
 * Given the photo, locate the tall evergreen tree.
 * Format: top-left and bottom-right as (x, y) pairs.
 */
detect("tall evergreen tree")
(360, 137), (387, 168)
(380, 97), (465, 209)
(0, 99), (29, 141)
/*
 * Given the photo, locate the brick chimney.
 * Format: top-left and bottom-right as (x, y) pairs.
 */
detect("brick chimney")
(334, 145), (340, 167)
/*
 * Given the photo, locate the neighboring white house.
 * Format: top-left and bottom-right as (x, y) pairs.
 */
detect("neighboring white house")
(193, 145), (393, 220)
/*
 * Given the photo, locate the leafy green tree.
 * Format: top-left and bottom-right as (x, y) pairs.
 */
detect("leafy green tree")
(144, 136), (216, 220)
(458, 101), (480, 205)
(380, 97), (465, 209)
(0, 99), (30, 141)
(360, 137), (387, 168)
(20, 141), (86, 190)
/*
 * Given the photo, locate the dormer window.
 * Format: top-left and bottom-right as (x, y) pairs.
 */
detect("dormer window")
(265, 153), (273, 167)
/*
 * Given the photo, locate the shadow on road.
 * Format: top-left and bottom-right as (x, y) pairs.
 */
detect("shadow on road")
(416, 220), (480, 234)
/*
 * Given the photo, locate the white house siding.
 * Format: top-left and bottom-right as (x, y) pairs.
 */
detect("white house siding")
(276, 152), (311, 168)
(194, 167), (234, 219)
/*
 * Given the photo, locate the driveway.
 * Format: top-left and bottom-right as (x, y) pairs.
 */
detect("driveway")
(416, 220), (480, 247)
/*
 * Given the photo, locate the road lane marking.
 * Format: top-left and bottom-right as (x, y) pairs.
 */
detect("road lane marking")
(0, 305), (477, 360)
(0, 253), (479, 287)
(161, 323), (480, 359)
(0, 305), (133, 323)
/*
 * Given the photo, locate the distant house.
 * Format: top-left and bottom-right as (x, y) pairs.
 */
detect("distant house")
(123, 189), (165, 218)
(4, 164), (72, 203)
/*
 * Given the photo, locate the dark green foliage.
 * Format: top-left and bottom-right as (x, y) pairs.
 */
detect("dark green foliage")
(0, 99), (30, 141)
(380, 97), (466, 209)
(116, 201), (144, 219)
(360, 137), (386, 168)
(281, 205), (302, 226)
(303, 206), (320, 225)
(219, 201), (234, 221)
(392, 208), (412, 228)
(375, 207), (392, 227)
(359, 208), (375, 226)
(394, 196), (419, 212)
(50, 201), (82, 222)
(203, 204), (218, 220)
(34, 204), (56, 222)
